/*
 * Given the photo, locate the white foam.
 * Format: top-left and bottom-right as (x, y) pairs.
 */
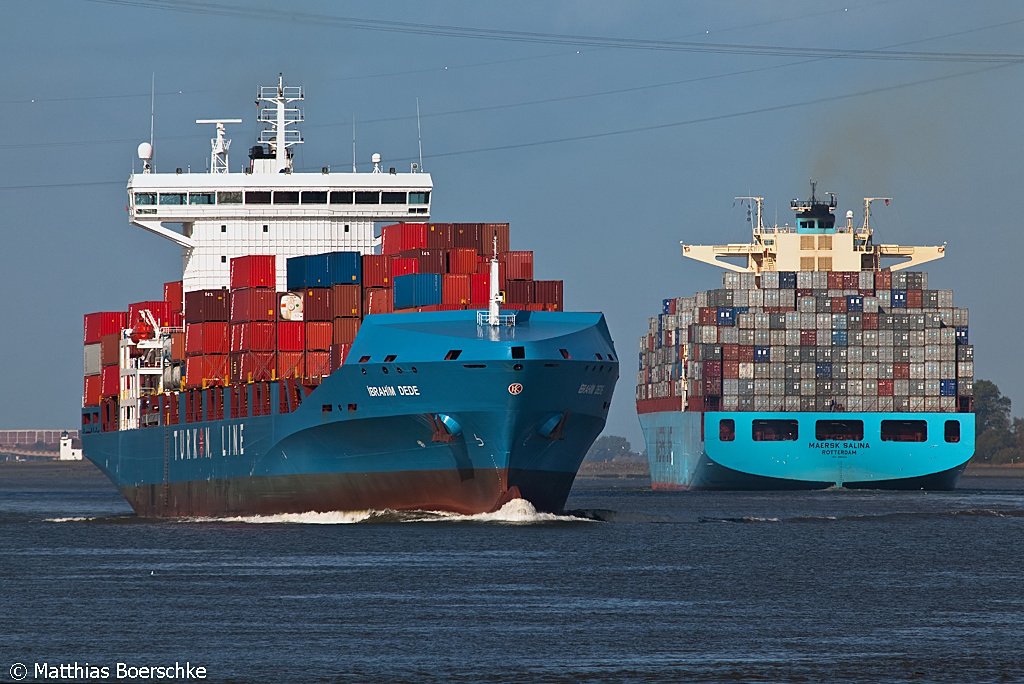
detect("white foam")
(198, 510), (377, 525)
(417, 498), (593, 524)
(44, 516), (96, 523)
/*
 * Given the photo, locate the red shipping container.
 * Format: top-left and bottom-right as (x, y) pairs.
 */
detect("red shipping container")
(800, 329), (817, 346)
(876, 270), (892, 289)
(276, 321), (305, 351)
(723, 361), (740, 379)
(184, 289), (230, 323)
(186, 322), (229, 355)
(452, 223), (510, 254)
(128, 301), (174, 328)
(832, 297), (847, 313)
(878, 379), (894, 396)
(894, 363), (911, 379)
(330, 343), (349, 371)
(84, 312), (126, 344)
(505, 280), (535, 304)
(231, 288), (277, 323)
(398, 248), (446, 274)
(390, 256), (419, 279)
(362, 254), (391, 288)
(382, 223), (428, 255)
(231, 322), (276, 352)
(447, 248), (479, 274)
(305, 351), (331, 379)
(230, 255), (276, 290)
(305, 322), (333, 351)
(330, 284), (362, 318)
(907, 289), (923, 308)
(469, 273), (490, 305)
(163, 281), (184, 313)
(231, 352), (275, 383)
(475, 259), (507, 290)
(364, 288), (394, 314)
(426, 223), (454, 248)
(276, 351), (305, 380)
(185, 355), (229, 388)
(502, 251), (534, 281)
(101, 365), (119, 397)
(332, 318), (361, 345)
(534, 280), (564, 311)
(738, 345), (755, 363)
(83, 375), (101, 406)
(302, 288), (333, 321)
(100, 333), (120, 366)
(827, 272), (844, 289)
(170, 332), (185, 362)
(442, 274), (471, 306)
(862, 313), (879, 330)
(723, 344), (739, 361)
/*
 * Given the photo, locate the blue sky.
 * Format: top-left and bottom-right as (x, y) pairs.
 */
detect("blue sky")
(1, 0), (1021, 446)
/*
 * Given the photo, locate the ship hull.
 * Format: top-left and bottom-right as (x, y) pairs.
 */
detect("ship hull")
(639, 410), (974, 491)
(83, 311), (618, 517)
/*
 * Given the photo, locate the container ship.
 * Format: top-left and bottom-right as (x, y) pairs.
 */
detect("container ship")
(81, 76), (618, 517)
(636, 184), (974, 490)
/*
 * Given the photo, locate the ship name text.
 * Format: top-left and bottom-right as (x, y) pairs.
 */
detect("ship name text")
(578, 384), (606, 395)
(366, 385), (421, 397)
(808, 440), (870, 457)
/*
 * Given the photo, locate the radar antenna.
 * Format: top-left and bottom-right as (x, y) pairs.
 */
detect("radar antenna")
(195, 119), (242, 174)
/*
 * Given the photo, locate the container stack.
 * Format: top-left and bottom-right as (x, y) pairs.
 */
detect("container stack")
(636, 270), (973, 414)
(83, 311), (126, 407)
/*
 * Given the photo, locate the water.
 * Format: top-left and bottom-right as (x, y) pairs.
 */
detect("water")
(2, 463), (1023, 683)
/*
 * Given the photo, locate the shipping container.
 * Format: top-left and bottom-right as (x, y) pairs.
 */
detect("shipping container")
(502, 251), (534, 281)
(230, 288), (277, 323)
(363, 288), (394, 314)
(446, 248), (479, 274)
(332, 318), (361, 345)
(101, 365), (119, 397)
(184, 289), (230, 323)
(425, 222), (454, 248)
(276, 351), (304, 380)
(441, 274), (471, 306)
(230, 322), (276, 352)
(100, 333), (119, 366)
(184, 354), (230, 388)
(394, 273), (443, 309)
(505, 279), (535, 305)
(229, 255), (276, 289)
(128, 300), (174, 327)
(326, 251), (362, 285)
(286, 253), (329, 289)
(305, 321), (333, 351)
(301, 288), (332, 321)
(451, 222), (510, 255)
(330, 343), (349, 371)
(534, 280), (564, 311)
(84, 311), (127, 345)
(276, 321), (305, 352)
(186, 322), (230, 355)
(163, 281), (184, 313)
(231, 352), (275, 383)
(330, 284), (362, 318)
(382, 222), (428, 255)
(390, 256), (419, 279)
(84, 344), (101, 376)
(305, 351), (331, 379)
(398, 248), (446, 274)
(83, 374), (101, 407)
(361, 254), (390, 288)
(170, 331), (185, 362)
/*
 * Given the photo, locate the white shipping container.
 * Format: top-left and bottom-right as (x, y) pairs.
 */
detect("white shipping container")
(84, 344), (102, 376)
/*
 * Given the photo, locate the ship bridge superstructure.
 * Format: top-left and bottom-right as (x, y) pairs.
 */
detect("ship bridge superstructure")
(127, 75), (432, 293)
(681, 182), (945, 274)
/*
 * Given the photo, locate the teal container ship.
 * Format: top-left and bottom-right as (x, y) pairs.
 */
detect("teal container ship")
(80, 76), (617, 517)
(636, 185), (974, 490)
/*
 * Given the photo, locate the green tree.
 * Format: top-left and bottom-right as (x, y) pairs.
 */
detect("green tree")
(973, 380), (1019, 463)
(586, 435), (638, 462)
(974, 380), (1011, 434)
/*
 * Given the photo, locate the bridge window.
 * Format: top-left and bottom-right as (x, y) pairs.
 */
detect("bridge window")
(355, 191), (380, 204)
(409, 191), (430, 205)
(274, 191), (299, 204)
(134, 192), (156, 205)
(815, 419), (864, 441)
(944, 420), (960, 443)
(245, 191), (272, 204)
(159, 193), (186, 205)
(719, 419), (735, 442)
(301, 191), (328, 204)
(752, 419), (799, 441)
(330, 191), (353, 204)
(189, 192), (214, 205)
(881, 420), (927, 442)
(217, 191), (242, 204)
(381, 191), (406, 204)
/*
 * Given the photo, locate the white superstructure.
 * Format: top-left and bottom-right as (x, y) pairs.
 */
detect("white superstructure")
(127, 75), (432, 294)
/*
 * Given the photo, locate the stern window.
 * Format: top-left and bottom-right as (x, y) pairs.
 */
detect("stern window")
(719, 419), (735, 442)
(881, 420), (928, 442)
(752, 419), (799, 441)
(815, 420), (864, 441)
(944, 420), (960, 443)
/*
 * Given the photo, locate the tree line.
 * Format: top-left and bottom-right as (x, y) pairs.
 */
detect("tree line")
(974, 380), (1023, 464)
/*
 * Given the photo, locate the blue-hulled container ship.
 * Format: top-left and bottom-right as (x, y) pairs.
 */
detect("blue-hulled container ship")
(80, 76), (618, 517)
(636, 184), (974, 490)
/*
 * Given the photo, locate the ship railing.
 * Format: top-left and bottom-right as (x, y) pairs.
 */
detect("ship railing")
(475, 311), (517, 327)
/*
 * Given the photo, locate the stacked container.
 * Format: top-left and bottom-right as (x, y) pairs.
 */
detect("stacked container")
(636, 270), (973, 414)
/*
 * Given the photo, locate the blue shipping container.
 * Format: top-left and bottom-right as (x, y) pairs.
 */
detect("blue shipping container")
(716, 307), (735, 326)
(662, 298), (673, 314)
(955, 326), (969, 344)
(940, 379), (958, 397)
(394, 273), (442, 310)
(847, 295), (864, 312)
(326, 251), (362, 285)
(832, 330), (848, 346)
(891, 289), (907, 308)
(754, 346), (771, 362)
(815, 362), (833, 379)
(286, 254), (330, 289)
(779, 272), (797, 289)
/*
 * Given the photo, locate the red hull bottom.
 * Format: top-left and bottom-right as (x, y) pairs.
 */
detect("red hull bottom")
(120, 467), (577, 518)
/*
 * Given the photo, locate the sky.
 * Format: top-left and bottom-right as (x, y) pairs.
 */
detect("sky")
(1, 0), (1021, 448)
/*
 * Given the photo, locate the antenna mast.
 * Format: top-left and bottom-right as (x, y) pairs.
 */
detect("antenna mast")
(196, 119), (242, 174)
(862, 197), (892, 235)
(416, 97), (424, 172)
(352, 116), (357, 173)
